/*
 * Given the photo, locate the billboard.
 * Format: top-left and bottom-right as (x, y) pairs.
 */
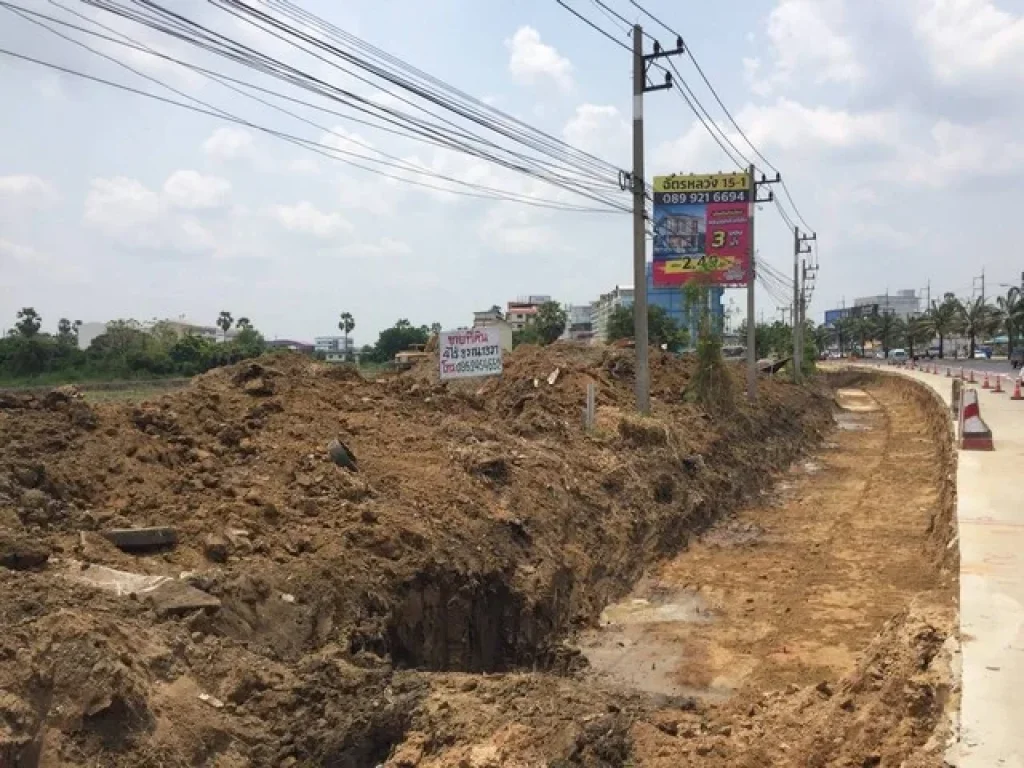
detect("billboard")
(652, 173), (752, 288)
(439, 327), (503, 380)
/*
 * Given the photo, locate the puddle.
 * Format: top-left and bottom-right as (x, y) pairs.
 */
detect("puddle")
(576, 587), (733, 702)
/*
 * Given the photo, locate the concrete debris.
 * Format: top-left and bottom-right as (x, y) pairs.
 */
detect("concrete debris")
(327, 438), (358, 471)
(198, 692), (225, 709)
(63, 560), (221, 616)
(547, 368), (561, 386)
(101, 526), (178, 552)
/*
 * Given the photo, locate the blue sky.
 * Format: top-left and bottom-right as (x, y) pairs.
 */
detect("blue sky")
(3, 0), (1024, 342)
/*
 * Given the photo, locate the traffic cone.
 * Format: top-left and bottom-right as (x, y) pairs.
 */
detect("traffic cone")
(969, 369), (976, 383)
(946, 366), (951, 377)
(994, 375), (1004, 394)
(983, 372), (991, 389)
(1013, 377), (1024, 401)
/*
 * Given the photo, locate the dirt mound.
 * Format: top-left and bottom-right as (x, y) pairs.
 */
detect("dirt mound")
(0, 347), (832, 765)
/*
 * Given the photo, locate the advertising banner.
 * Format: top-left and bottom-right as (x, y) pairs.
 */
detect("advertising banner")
(652, 173), (752, 288)
(439, 327), (503, 380)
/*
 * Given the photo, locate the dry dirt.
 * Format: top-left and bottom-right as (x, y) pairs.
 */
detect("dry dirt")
(0, 352), (956, 767)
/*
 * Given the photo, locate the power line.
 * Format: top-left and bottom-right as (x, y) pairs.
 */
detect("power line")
(665, 58), (745, 171)
(0, 47), (626, 213)
(554, 0), (631, 53)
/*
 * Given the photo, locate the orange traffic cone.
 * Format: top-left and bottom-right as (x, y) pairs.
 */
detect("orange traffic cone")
(1013, 377), (1024, 401)
(983, 372), (991, 389)
(994, 375), (1004, 394)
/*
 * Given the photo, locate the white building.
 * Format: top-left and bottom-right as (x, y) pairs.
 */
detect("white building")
(315, 335), (355, 362)
(591, 285), (634, 343)
(854, 289), (920, 320)
(505, 295), (552, 332)
(562, 304), (595, 343)
(75, 318), (233, 350)
(472, 309), (513, 351)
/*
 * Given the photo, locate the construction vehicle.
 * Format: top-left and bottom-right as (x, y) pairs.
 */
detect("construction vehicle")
(394, 344), (429, 370)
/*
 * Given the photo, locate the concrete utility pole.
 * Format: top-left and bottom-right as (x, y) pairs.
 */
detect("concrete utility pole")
(792, 227), (815, 381)
(630, 25), (680, 415)
(749, 171), (780, 401)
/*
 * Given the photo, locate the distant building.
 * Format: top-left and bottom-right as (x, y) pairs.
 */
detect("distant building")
(854, 289), (920, 320)
(562, 304), (594, 343)
(506, 295), (552, 332)
(315, 335), (355, 362)
(268, 339), (314, 354)
(75, 317), (234, 351)
(591, 285), (634, 343)
(472, 308), (513, 351)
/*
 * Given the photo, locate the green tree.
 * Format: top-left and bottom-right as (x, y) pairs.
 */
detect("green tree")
(875, 312), (904, 357)
(926, 296), (958, 358)
(217, 311), (234, 341)
(15, 307), (41, 338)
(338, 312), (355, 359)
(812, 324), (833, 357)
(529, 301), (568, 345)
(997, 287), (1024, 358)
(370, 319), (430, 363)
(956, 297), (1001, 358)
(606, 304), (688, 348)
(237, 316), (253, 331)
(850, 316), (876, 355)
(905, 316), (932, 359)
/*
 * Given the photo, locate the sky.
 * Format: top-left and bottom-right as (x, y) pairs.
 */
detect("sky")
(2, 0), (1024, 344)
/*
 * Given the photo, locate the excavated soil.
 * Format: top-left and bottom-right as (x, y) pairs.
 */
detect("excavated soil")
(0, 353), (956, 767)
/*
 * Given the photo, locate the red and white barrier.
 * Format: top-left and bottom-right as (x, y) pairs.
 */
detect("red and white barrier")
(960, 388), (994, 450)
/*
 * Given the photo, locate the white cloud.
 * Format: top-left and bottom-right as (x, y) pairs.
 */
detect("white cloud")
(271, 201), (351, 238)
(162, 170), (231, 210)
(203, 127), (256, 160)
(479, 204), (562, 255)
(505, 26), (573, 90)
(753, 0), (864, 94)
(914, 0), (1024, 84)
(338, 237), (413, 257)
(0, 175), (58, 206)
(736, 99), (901, 152)
(563, 104), (629, 166)
(0, 239), (39, 263)
(897, 119), (1024, 185)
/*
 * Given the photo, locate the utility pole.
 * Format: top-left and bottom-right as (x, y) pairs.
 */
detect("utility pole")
(631, 25), (680, 415)
(792, 228), (815, 380)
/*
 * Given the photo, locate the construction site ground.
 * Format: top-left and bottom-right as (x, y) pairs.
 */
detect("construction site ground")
(0, 350), (957, 767)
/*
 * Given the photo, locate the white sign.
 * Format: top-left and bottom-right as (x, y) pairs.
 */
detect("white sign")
(440, 327), (503, 380)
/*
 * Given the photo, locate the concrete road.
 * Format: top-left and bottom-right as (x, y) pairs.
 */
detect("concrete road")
(889, 366), (1024, 768)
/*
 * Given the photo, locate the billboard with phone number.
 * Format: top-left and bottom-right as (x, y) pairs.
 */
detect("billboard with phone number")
(652, 173), (752, 288)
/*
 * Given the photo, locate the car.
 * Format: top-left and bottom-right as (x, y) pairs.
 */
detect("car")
(973, 349), (989, 360)
(889, 349), (907, 365)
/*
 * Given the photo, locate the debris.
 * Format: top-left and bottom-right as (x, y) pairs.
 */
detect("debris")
(327, 438), (358, 471)
(0, 531), (51, 570)
(547, 368), (560, 385)
(101, 526), (178, 552)
(198, 692), (225, 709)
(63, 560), (221, 616)
(280, 593), (296, 604)
(203, 532), (231, 563)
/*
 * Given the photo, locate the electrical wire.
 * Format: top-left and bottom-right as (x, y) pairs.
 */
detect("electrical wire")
(554, 0), (631, 53)
(0, 47), (626, 213)
(665, 58), (745, 171)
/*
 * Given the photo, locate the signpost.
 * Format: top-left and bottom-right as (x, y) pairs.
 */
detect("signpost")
(651, 172), (753, 288)
(439, 328), (503, 381)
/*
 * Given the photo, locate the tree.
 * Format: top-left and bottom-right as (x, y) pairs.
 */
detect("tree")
(606, 304), (688, 348)
(57, 318), (76, 344)
(338, 312), (355, 359)
(430, 322), (442, 337)
(528, 301), (568, 345)
(237, 317), (253, 331)
(875, 312), (904, 358)
(217, 311), (234, 341)
(850, 316), (876, 355)
(997, 287), (1024, 358)
(956, 296), (1001, 358)
(905, 316), (932, 359)
(812, 324), (833, 357)
(15, 307), (41, 338)
(370, 319), (430, 363)
(926, 296), (958, 358)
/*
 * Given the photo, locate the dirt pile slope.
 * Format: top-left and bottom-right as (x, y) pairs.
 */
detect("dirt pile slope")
(0, 346), (831, 765)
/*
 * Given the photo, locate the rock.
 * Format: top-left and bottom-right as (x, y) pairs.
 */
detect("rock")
(203, 532), (231, 563)
(243, 377), (275, 397)
(815, 680), (834, 698)
(327, 438), (358, 471)
(198, 692), (225, 709)
(11, 465), (42, 488)
(19, 488), (48, 510)
(0, 531), (51, 570)
(280, 593), (296, 604)
(786, 683), (800, 695)
(101, 526), (178, 552)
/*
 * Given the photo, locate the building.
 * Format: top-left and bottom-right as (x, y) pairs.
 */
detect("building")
(472, 308), (513, 351)
(268, 339), (314, 354)
(591, 285), (634, 343)
(854, 289), (920, 320)
(314, 335), (355, 362)
(506, 295), (552, 332)
(562, 304), (595, 343)
(75, 317), (234, 350)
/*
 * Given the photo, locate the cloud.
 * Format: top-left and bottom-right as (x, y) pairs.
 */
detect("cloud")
(736, 99), (901, 153)
(478, 204), (564, 255)
(338, 237), (413, 257)
(505, 26), (573, 90)
(271, 201), (352, 238)
(752, 0), (864, 94)
(203, 127), (257, 160)
(563, 104), (629, 167)
(0, 175), (58, 206)
(896, 119), (1024, 185)
(913, 0), (1024, 84)
(162, 170), (232, 210)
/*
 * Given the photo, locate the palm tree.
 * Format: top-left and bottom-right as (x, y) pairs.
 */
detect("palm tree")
(851, 316), (876, 356)
(812, 324), (833, 358)
(906, 316), (932, 359)
(997, 287), (1024, 358)
(217, 311), (233, 342)
(237, 317), (252, 331)
(956, 297), (1001, 358)
(875, 312), (904, 358)
(339, 312), (355, 360)
(926, 298), (957, 358)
